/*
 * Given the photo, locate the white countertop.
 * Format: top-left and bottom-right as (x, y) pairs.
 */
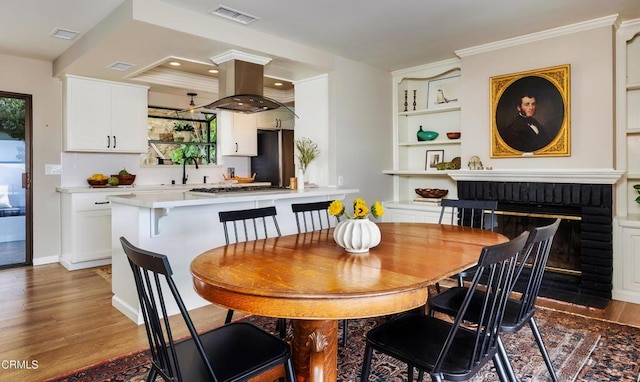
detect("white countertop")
(106, 187), (359, 209)
(56, 182), (272, 194)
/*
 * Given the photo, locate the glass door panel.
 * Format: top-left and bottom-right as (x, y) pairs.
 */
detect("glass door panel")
(0, 94), (29, 267)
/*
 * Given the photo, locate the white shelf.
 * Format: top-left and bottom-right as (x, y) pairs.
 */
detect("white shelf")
(627, 128), (640, 135)
(398, 105), (460, 117)
(398, 140), (461, 147)
(628, 173), (640, 179)
(383, 170), (455, 176)
(627, 82), (640, 91)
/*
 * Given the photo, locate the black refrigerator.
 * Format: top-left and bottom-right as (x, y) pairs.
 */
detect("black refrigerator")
(251, 129), (295, 188)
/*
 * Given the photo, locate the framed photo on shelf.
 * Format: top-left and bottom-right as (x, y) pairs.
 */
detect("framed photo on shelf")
(490, 64), (570, 158)
(425, 150), (444, 171)
(427, 75), (460, 109)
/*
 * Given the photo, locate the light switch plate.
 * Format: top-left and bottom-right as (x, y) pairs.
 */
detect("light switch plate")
(45, 164), (62, 175)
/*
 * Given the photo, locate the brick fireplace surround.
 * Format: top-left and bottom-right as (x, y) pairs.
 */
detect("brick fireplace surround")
(456, 178), (615, 308)
(449, 169), (622, 308)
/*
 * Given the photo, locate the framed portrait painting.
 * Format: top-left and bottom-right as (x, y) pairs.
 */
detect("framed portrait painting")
(490, 64), (570, 157)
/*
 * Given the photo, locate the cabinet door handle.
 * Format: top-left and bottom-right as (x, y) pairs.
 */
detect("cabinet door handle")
(94, 201), (110, 205)
(113, 135), (116, 149)
(107, 135), (110, 148)
(235, 142), (238, 152)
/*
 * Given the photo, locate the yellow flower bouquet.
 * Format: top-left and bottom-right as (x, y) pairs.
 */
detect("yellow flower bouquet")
(328, 198), (384, 220)
(328, 198), (384, 253)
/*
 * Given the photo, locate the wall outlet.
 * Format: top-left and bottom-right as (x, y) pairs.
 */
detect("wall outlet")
(338, 176), (344, 186)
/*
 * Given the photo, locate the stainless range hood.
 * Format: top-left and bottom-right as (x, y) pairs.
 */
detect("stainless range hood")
(205, 51), (297, 117)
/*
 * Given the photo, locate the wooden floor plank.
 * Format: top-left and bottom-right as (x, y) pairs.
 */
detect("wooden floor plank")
(0, 262), (637, 381)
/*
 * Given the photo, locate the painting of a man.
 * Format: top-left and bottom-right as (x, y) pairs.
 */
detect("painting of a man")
(491, 65), (570, 157)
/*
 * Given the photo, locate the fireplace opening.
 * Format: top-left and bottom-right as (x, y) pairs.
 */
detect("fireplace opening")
(458, 181), (613, 309)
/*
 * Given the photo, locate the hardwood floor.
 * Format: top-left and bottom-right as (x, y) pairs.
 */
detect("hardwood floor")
(1, 263), (639, 381)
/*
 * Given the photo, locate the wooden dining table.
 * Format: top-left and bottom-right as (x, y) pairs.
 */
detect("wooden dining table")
(191, 222), (508, 382)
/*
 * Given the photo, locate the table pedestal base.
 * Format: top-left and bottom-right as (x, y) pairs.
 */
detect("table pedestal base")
(291, 319), (338, 382)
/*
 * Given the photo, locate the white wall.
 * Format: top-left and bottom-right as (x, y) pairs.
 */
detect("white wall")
(0, 54), (63, 264)
(329, 57), (394, 205)
(460, 24), (615, 170)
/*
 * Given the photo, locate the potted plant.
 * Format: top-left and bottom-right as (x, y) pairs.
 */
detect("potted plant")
(173, 122), (195, 142)
(295, 137), (320, 175)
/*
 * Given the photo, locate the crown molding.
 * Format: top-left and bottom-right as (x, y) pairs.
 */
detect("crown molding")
(455, 14), (619, 58)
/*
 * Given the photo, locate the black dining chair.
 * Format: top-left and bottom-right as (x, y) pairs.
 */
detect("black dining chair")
(218, 206), (286, 337)
(428, 218), (561, 382)
(119, 237), (296, 382)
(291, 201), (339, 233)
(360, 230), (529, 382)
(290, 201), (349, 347)
(436, 198), (498, 291)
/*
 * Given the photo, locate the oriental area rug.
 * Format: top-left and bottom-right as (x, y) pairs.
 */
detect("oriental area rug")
(45, 307), (640, 382)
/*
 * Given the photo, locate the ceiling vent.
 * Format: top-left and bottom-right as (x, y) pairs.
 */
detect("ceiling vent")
(50, 28), (79, 40)
(108, 62), (135, 71)
(209, 5), (259, 25)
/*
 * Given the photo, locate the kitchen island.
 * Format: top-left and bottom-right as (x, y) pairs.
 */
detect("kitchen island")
(107, 187), (358, 323)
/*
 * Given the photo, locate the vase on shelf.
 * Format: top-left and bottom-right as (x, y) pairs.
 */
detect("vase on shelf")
(417, 126), (438, 141)
(333, 218), (381, 253)
(174, 131), (192, 142)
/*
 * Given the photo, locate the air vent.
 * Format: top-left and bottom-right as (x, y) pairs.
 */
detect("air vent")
(107, 62), (135, 71)
(209, 5), (258, 25)
(50, 28), (79, 40)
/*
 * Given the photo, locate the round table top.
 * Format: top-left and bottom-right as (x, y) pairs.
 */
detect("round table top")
(191, 222), (507, 320)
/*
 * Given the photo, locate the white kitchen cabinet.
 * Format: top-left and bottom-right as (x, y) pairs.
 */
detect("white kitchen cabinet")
(256, 109), (295, 129)
(218, 111), (258, 156)
(60, 191), (130, 270)
(63, 75), (148, 153)
(382, 201), (452, 224)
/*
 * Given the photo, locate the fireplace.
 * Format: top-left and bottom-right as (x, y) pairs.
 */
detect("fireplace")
(457, 181), (613, 308)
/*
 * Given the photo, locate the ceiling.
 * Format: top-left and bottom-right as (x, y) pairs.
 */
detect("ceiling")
(3, 0), (640, 102)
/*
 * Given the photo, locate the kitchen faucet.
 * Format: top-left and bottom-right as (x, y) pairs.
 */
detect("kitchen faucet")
(182, 156), (199, 184)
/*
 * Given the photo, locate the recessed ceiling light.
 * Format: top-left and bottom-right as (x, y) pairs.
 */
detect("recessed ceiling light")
(274, 82), (283, 87)
(169, 61), (181, 66)
(208, 69), (219, 74)
(107, 62), (135, 71)
(51, 27), (79, 40)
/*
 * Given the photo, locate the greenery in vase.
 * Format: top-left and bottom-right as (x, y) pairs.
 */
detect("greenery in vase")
(295, 137), (320, 174)
(170, 144), (203, 164)
(635, 184), (640, 205)
(328, 198), (384, 219)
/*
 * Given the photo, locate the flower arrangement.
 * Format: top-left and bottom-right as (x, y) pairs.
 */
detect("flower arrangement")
(295, 137), (320, 174)
(329, 198), (384, 219)
(635, 184), (640, 205)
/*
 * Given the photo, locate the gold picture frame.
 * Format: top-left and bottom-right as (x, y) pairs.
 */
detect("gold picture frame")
(490, 64), (570, 157)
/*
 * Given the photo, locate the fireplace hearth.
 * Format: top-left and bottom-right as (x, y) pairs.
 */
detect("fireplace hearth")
(458, 181), (613, 308)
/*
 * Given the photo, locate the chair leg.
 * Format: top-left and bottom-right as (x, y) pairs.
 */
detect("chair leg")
(407, 364), (414, 381)
(342, 319), (348, 347)
(497, 336), (517, 382)
(283, 358), (296, 382)
(224, 309), (234, 324)
(529, 317), (559, 382)
(492, 354), (510, 382)
(360, 345), (374, 382)
(457, 274), (464, 287)
(277, 318), (287, 339)
(146, 367), (157, 382)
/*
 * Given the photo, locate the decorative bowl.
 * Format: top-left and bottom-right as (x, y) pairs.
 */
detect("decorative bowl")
(446, 132), (461, 139)
(113, 174), (136, 186)
(415, 188), (449, 199)
(87, 178), (108, 186)
(417, 128), (439, 141)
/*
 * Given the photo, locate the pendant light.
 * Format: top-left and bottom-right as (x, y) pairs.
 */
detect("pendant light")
(187, 92), (197, 113)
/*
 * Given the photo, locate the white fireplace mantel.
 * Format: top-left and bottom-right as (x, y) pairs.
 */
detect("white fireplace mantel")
(447, 168), (625, 184)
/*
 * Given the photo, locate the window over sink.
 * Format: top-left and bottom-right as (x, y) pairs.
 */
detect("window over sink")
(143, 106), (217, 166)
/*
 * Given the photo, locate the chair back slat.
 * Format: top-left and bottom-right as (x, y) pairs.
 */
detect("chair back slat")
(119, 237), (217, 382)
(439, 199), (498, 231)
(219, 206), (281, 244)
(432, 230), (529, 374)
(291, 201), (339, 233)
(512, 218), (561, 324)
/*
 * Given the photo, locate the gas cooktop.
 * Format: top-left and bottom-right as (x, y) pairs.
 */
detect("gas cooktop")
(188, 185), (283, 194)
